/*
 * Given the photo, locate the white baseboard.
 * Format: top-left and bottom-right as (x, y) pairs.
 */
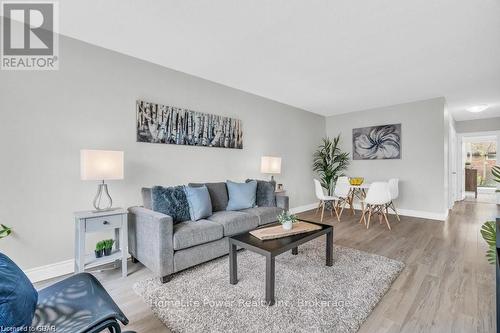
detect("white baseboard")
(289, 202), (319, 214)
(349, 203), (446, 221)
(24, 259), (74, 283)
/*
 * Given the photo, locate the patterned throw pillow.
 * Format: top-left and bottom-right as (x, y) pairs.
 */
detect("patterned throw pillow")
(246, 179), (276, 207)
(151, 186), (191, 223)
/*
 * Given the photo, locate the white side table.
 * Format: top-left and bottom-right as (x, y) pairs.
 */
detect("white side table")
(74, 208), (128, 278)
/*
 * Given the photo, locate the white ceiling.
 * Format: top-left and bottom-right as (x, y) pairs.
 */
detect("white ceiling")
(58, 0), (500, 121)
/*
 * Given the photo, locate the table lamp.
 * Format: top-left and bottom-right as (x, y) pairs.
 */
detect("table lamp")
(80, 149), (124, 211)
(260, 156), (281, 181)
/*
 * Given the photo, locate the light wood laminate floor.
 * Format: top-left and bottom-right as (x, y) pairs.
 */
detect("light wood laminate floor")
(36, 200), (498, 333)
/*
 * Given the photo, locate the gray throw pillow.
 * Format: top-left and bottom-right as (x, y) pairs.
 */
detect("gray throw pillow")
(246, 179), (276, 207)
(188, 182), (228, 212)
(151, 185), (191, 223)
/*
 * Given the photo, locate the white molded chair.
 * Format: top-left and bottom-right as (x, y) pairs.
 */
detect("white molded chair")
(359, 182), (392, 230)
(314, 179), (340, 222)
(386, 178), (400, 221)
(334, 176), (351, 220)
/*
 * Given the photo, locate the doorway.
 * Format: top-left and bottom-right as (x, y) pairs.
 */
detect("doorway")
(459, 133), (498, 204)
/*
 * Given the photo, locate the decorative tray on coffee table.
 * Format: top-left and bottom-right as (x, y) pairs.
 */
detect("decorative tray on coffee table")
(249, 221), (322, 240)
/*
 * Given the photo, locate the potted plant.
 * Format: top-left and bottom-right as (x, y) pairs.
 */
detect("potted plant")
(277, 211), (297, 231)
(0, 224), (12, 240)
(95, 241), (105, 258)
(480, 165), (500, 264)
(103, 239), (115, 256)
(313, 135), (350, 196)
(480, 221), (496, 264)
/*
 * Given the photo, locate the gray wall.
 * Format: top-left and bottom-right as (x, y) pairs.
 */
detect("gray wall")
(0, 36), (325, 269)
(325, 98), (447, 216)
(455, 117), (500, 133)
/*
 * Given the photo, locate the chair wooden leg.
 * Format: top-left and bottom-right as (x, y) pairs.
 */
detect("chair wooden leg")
(339, 199), (347, 219)
(391, 202), (401, 221)
(366, 207), (373, 229)
(383, 211), (391, 230)
(315, 201), (322, 215)
(320, 201), (325, 222)
(334, 201), (340, 222)
(349, 191), (356, 216)
(359, 206), (366, 225)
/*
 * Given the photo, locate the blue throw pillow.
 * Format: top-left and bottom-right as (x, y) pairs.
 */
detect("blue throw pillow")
(184, 186), (213, 221)
(226, 180), (257, 211)
(152, 185), (191, 223)
(0, 252), (38, 330)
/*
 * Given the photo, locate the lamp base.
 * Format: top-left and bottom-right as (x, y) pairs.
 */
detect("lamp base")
(93, 181), (113, 211)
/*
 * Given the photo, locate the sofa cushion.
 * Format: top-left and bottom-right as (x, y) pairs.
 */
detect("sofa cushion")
(0, 252), (38, 330)
(240, 206), (283, 225)
(151, 185), (191, 223)
(207, 211), (259, 236)
(246, 179), (276, 207)
(184, 185), (212, 221)
(189, 182), (228, 212)
(173, 220), (223, 250)
(226, 180), (257, 211)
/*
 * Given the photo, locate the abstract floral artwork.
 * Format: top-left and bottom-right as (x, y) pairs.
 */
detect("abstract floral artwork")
(136, 100), (243, 149)
(352, 124), (401, 160)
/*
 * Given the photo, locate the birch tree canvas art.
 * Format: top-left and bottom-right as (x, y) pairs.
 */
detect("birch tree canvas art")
(136, 100), (243, 149)
(352, 124), (401, 160)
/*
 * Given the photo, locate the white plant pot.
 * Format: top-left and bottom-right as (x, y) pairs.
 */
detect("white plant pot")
(496, 191), (500, 205)
(282, 220), (293, 230)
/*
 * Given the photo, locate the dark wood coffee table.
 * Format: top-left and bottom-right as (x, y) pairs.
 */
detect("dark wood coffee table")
(228, 219), (333, 305)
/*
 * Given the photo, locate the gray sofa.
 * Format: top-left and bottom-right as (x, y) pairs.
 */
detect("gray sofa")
(128, 182), (289, 283)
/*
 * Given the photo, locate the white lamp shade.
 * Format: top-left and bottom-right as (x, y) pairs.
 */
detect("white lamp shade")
(80, 150), (124, 181)
(260, 156), (282, 174)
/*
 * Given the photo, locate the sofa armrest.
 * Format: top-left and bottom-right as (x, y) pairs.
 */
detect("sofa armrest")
(276, 195), (289, 212)
(128, 206), (174, 277)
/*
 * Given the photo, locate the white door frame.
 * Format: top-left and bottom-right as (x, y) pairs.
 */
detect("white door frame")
(448, 122), (457, 209)
(457, 130), (500, 200)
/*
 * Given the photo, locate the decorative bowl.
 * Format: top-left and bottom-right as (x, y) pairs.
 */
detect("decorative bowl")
(349, 177), (364, 186)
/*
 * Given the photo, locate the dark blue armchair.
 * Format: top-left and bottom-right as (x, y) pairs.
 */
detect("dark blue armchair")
(32, 273), (133, 333)
(0, 251), (133, 333)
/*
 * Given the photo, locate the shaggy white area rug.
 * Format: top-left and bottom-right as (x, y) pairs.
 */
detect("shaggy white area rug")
(134, 237), (404, 333)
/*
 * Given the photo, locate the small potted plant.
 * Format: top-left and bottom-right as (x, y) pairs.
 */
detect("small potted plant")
(277, 211), (298, 230)
(95, 241), (105, 258)
(103, 239), (115, 256)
